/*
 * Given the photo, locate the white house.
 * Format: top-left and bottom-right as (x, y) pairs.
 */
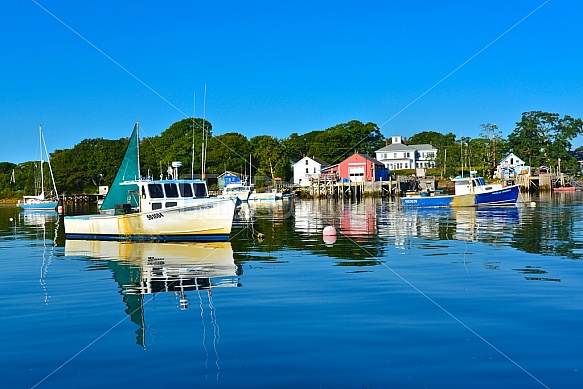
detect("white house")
(375, 135), (438, 170)
(495, 152), (526, 178)
(293, 156), (330, 186)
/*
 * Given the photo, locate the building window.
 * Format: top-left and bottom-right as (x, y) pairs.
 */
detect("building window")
(394, 153), (397, 158)
(306, 159), (309, 165)
(314, 167), (316, 173)
(306, 168), (309, 173)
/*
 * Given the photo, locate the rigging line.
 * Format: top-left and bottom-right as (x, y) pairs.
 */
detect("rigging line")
(34, 0), (257, 173)
(31, 0), (189, 118)
(378, 0), (551, 129)
(31, 292), (159, 389)
(196, 286), (210, 371)
(336, 230), (549, 389)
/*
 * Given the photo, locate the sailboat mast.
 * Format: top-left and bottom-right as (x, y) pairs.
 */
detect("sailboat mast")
(39, 125), (45, 197)
(41, 127), (59, 201)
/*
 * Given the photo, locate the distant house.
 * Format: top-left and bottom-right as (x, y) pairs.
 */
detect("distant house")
(324, 153), (387, 182)
(495, 153), (526, 178)
(374, 135), (438, 170)
(293, 156), (330, 186)
(570, 149), (583, 174)
(217, 171), (243, 189)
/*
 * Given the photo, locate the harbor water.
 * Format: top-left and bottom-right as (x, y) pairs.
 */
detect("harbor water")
(1, 193), (582, 388)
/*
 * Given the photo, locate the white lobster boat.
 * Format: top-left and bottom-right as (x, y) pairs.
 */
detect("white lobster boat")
(64, 123), (236, 242)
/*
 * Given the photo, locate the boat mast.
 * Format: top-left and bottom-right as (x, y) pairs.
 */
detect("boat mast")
(136, 122), (141, 179)
(38, 125), (45, 198)
(195, 92), (196, 180)
(201, 85), (207, 180)
(41, 126), (59, 201)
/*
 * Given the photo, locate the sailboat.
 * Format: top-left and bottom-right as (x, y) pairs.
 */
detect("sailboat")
(64, 123), (237, 241)
(18, 125), (59, 211)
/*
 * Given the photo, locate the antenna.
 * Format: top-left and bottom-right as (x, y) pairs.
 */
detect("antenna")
(195, 92), (196, 180)
(201, 84), (207, 180)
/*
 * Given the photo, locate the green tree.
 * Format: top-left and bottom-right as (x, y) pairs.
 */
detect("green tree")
(140, 118), (212, 179)
(307, 120), (383, 164)
(205, 132), (252, 175)
(250, 135), (282, 184)
(508, 111), (583, 173)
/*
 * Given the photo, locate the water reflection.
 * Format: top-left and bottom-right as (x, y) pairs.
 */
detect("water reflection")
(65, 240), (240, 347)
(20, 211), (60, 304)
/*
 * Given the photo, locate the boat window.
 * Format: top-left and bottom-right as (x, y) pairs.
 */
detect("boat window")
(165, 202), (177, 208)
(164, 183), (179, 198)
(179, 183), (193, 197)
(152, 202), (162, 210)
(193, 183), (208, 197)
(148, 184), (164, 198)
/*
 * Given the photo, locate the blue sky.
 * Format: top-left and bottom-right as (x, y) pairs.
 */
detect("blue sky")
(1, 0), (582, 163)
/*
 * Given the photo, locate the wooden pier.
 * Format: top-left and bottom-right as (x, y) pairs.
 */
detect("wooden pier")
(60, 193), (104, 204)
(295, 177), (399, 199)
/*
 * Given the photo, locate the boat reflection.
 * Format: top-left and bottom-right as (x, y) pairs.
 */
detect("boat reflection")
(20, 210), (59, 229)
(19, 211), (60, 304)
(65, 240), (240, 347)
(453, 207), (520, 242)
(384, 206), (521, 248)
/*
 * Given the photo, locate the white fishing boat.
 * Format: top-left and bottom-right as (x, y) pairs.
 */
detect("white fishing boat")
(18, 125), (59, 211)
(248, 188), (283, 201)
(219, 181), (253, 203)
(64, 123), (237, 241)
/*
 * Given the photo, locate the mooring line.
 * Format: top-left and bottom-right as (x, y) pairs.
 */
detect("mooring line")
(31, 237), (235, 388)
(335, 228), (549, 389)
(378, 0), (550, 129)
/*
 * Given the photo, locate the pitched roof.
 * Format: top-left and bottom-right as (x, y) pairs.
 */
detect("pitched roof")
(292, 156), (330, 167)
(353, 153), (385, 166)
(375, 143), (415, 152)
(410, 144), (436, 151)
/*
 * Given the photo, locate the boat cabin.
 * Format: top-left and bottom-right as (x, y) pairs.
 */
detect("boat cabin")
(121, 179), (210, 213)
(452, 172), (502, 196)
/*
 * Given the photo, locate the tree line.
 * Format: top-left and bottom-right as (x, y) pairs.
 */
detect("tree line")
(0, 110), (581, 198)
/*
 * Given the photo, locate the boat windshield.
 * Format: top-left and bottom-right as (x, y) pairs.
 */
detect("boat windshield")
(194, 183), (208, 197)
(179, 183), (193, 197)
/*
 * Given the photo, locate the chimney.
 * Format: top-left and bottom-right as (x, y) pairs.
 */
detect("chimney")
(385, 138), (388, 146)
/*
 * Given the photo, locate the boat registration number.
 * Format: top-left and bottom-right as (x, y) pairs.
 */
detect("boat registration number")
(146, 212), (164, 220)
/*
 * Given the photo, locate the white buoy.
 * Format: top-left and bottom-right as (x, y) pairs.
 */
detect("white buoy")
(530, 202), (536, 207)
(323, 226), (337, 244)
(58, 205), (64, 214)
(323, 226), (337, 236)
(323, 235), (337, 245)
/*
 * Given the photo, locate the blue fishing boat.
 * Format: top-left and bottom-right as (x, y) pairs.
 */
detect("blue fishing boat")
(451, 174), (520, 206)
(402, 172), (519, 208)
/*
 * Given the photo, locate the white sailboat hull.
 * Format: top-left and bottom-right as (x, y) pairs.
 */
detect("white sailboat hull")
(65, 197), (236, 241)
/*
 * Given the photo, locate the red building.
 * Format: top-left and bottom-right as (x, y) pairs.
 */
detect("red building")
(323, 153), (387, 182)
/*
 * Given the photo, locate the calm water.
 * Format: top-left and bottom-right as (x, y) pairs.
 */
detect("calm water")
(1, 194), (582, 388)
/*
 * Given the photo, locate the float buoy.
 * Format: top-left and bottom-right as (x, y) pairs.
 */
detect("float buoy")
(323, 226), (337, 236)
